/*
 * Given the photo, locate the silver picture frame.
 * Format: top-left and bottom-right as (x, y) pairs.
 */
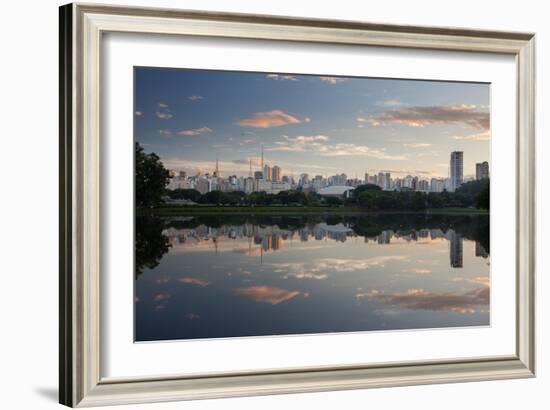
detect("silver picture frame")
(59, 3), (536, 407)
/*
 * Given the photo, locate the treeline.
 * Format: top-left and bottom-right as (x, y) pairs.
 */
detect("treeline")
(166, 188), (317, 206)
(165, 180), (490, 210)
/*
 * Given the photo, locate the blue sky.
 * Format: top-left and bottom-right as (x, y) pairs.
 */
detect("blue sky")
(135, 67), (490, 179)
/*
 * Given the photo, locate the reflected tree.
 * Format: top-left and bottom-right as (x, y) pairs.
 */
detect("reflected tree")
(135, 215), (171, 277)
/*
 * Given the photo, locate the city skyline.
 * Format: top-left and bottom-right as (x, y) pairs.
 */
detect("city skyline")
(135, 68), (490, 180)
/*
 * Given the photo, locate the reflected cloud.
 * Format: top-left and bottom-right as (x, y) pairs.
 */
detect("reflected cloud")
(453, 276), (490, 287)
(404, 268), (432, 274)
(367, 287), (489, 314)
(153, 293), (171, 301)
(177, 277), (211, 287)
(316, 256), (408, 272)
(236, 286), (301, 305)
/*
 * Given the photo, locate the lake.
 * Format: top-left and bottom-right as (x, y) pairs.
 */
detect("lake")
(135, 213), (490, 341)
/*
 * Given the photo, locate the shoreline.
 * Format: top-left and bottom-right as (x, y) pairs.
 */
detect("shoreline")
(142, 205), (489, 216)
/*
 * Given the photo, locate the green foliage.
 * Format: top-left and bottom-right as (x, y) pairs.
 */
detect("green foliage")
(166, 188), (201, 202)
(476, 180), (490, 209)
(135, 142), (170, 208)
(158, 182), (491, 211)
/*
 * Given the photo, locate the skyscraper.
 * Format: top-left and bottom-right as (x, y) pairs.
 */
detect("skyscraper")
(449, 229), (463, 268)
(272, 165), (281, 182)
(450, 151), (464, 192)
(476, 161), (489, 180)
(263, 164), (271, 181)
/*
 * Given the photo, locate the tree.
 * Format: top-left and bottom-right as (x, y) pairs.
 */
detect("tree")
(135, 142), (170, 208)
(135, 215), (171, 277)
(476, 180), (490, 209)
(166, 188), (201, 202)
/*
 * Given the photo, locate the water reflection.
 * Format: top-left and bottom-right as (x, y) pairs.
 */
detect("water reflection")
(135, 214), (490, 341)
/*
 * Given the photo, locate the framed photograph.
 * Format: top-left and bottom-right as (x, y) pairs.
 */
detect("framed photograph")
(59, 3), (535, 407)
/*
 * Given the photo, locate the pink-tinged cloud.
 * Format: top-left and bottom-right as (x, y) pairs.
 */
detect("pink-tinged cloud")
(358, 104), (489, 130)
(367, 287), (489, 314)
(238, 110), (301, 128)
(452, 130), (490, 141)
(188, 95), (204, 101)
(155, 111), (173, 120)
(177, 277), (211, 287)
(236, 286), (301, 305)
(135, 111), (143, 116)
(403, 143), (433, 148)
(177, 126), (212, 136)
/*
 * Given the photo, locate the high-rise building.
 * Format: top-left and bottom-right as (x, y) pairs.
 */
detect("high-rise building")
(418, 179), (429, 192)
(411, 176), (419, 191)
(384, 173), (391, 190)
(272, 165), (281, 182)
(364, 173), (369, 184)
(449, 230), (463, 268)
(450, 151), (464, 192)
(430, 178), (445, 192)
(377, 172), (385, 189)
(263, 164), (271, 181)
(476, 161), (489, 180)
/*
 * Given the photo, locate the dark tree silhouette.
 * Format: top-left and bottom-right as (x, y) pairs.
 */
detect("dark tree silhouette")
(135, 142), (170, 208)
(476, 181), (490, 210)
(135, 215), (171, 277)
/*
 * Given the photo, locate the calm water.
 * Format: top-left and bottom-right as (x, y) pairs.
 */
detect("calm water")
(135, 213), (490, 341)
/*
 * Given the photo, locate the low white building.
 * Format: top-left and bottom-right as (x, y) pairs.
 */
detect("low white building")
(318, 185), (355, 198)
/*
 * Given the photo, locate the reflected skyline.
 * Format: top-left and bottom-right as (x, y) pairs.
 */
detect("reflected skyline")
(135, 214), (490, 341)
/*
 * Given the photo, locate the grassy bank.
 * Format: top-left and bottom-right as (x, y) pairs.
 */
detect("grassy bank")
(146, 205), (488, 216)
(426, 207), (489, 215)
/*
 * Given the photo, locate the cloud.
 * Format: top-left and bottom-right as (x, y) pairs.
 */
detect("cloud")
(367, 287), (489, 314)
(267, 136), (408, 160)
(403, 143), (433, 148)
(188, 95), (204, 101)
(452, 130), (490, 141)
(304, 117), (311, 123)
(405, 268), (432, 274)
(238, 110), (301, 128)
(135, 111), (143, 116)
(381, 99), (403, 107)
(236, 286), (301, 305)
(186, 313), (201, 320)
(266, 74), (298, 81)
(177, 277), (211, 287)
(452, 276), (491, 287)
(284, 135), (329, 143)
(177, 126), (212, 136)
(232, 157), (262, 166)
(158, 102), (169, 108)
(358, 104), (490, 130)
(240, 138), (256, 146)
(319, 76), (345, 85)
(316, 256), (408, 272)
(158, 129), (173, 137)
(153, 293), (171, 302)
(155, 111), (173, 120)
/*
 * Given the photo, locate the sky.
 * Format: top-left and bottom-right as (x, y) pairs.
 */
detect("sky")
(134, 67), (490, 180)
